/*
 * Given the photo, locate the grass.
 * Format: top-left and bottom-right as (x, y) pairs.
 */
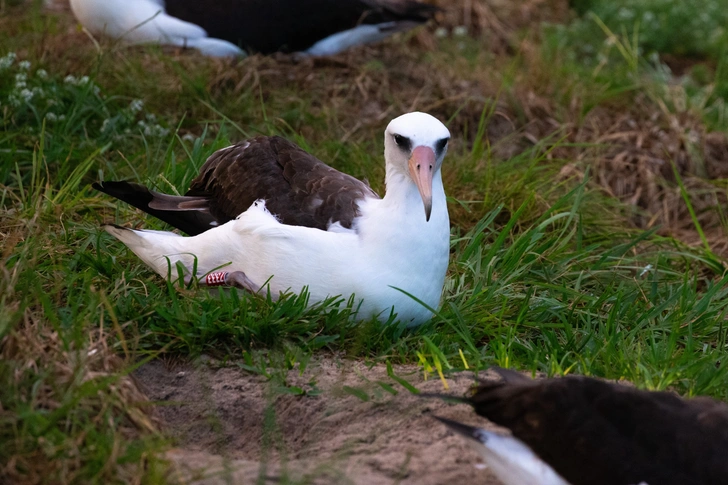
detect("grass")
(2, 1), (728, 483)
(555, 0), (728, 129)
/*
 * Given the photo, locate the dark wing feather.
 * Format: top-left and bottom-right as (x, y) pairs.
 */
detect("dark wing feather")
(93, 181), (216, 236)
(187, 136), (378, 231)
(468, 369), (728, 485)
(164, 0), (439, 54)
(95, 136), (377, 235)
(431, 416), (485, 443)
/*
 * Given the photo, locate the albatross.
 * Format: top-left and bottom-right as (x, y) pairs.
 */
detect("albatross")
(69, 0), (440, 58)
(431, 367), (728, 485)
(95, 112), (451, 326)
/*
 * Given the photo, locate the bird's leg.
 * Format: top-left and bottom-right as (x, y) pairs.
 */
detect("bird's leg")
(203, 270), (276, 299)
(224, 271), (261, 293)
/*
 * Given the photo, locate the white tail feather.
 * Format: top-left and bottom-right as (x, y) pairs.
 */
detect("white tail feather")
(185, 37), (245, 58)
(104, 225), (197, 280)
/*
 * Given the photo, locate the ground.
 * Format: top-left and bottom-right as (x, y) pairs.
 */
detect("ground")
(136, 358), (501, 485)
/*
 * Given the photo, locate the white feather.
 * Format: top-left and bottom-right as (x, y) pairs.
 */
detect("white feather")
(305, 22), (415, 56)
(69, 0), (245, 57)
(467, 430), (571, 485)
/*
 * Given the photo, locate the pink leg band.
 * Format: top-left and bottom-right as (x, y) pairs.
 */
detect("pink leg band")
(205, 271), (228, 286)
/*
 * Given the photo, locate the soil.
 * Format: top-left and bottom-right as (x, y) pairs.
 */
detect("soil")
(134, 357), (507, 485)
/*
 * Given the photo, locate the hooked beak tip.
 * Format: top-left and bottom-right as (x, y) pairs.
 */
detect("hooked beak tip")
(409, 146), (436, 222)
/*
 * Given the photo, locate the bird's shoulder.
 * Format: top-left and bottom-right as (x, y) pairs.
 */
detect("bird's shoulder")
(186, 135), (378, 230)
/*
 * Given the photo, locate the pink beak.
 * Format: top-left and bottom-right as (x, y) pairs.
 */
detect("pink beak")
(408, 146), (435, 221)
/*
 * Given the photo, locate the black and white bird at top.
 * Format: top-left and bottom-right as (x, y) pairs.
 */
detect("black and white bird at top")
(69, 0), (440, 57)
(431, 367), (728, 485)
(95, 112), (451, 326)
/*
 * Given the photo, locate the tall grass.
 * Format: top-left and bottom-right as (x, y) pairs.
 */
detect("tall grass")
(2, 2), (728, 483)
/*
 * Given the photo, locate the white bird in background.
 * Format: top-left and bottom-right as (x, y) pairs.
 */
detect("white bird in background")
(69, 0), (243, 57)
(95, 112), (451, 326)
(68, 0), (440, 58)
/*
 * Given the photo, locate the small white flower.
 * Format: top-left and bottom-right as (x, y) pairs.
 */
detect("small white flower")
(64, 75), (77, 85)
(36, 69), (48, 79)
(19, 89), (34, 102)
(58, 114), (66, 121)
(15, 80), (27, 89)
(15, 72), (27, 82)
(8, 95), (21, 107)
(617, 8), (634, 20)
(18, 60), (31, 71)
(79, 75), (89, 85)
(434, 27), (448, 38)
(145, 113), (156, 122)
(46, 112), (58, 122)
(639, 264), (653, 277)
(0, 52), (16, 70)
(101, 118), (111, 132)
(182, 133), (196, 142)
(453, 26), (468, 37)
(129, 99), (144, 113)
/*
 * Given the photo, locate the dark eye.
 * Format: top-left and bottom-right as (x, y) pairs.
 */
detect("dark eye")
(435, 137), (449, 154)
(393, 134), (411, 151)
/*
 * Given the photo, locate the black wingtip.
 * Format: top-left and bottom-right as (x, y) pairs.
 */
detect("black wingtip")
(432, 415), (485, 442)
(93, 180), (151, 203)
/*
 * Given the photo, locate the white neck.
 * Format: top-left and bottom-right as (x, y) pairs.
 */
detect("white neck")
(348, 171), (449, 324)
(380, 169), (446, 219)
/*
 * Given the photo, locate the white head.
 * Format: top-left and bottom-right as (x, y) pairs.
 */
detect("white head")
(384, 112), (451, 221)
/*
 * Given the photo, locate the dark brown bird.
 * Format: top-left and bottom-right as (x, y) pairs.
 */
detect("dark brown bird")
(432, 367), (728, 485)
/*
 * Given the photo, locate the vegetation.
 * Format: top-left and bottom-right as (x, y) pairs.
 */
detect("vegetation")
(1, 0), (727, 483)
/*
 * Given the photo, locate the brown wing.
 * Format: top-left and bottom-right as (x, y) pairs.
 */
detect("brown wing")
(186, 135), (379, 230)
(468, 368), (728, 485)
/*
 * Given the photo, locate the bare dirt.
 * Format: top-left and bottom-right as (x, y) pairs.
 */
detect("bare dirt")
(134, 356), (507, 485)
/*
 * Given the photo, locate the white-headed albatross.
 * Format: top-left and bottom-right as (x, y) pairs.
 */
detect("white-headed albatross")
(431, 367), (728, 485)
(69, 0), (440, 58)
(95, 112), (451, 326)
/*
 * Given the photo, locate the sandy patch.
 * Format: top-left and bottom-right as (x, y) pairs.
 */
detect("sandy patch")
(134, 356), (506, 485)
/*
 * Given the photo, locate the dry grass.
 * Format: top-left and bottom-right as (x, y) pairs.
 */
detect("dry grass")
(0, 314), (159, 484)
(0, 198), (161, 483)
